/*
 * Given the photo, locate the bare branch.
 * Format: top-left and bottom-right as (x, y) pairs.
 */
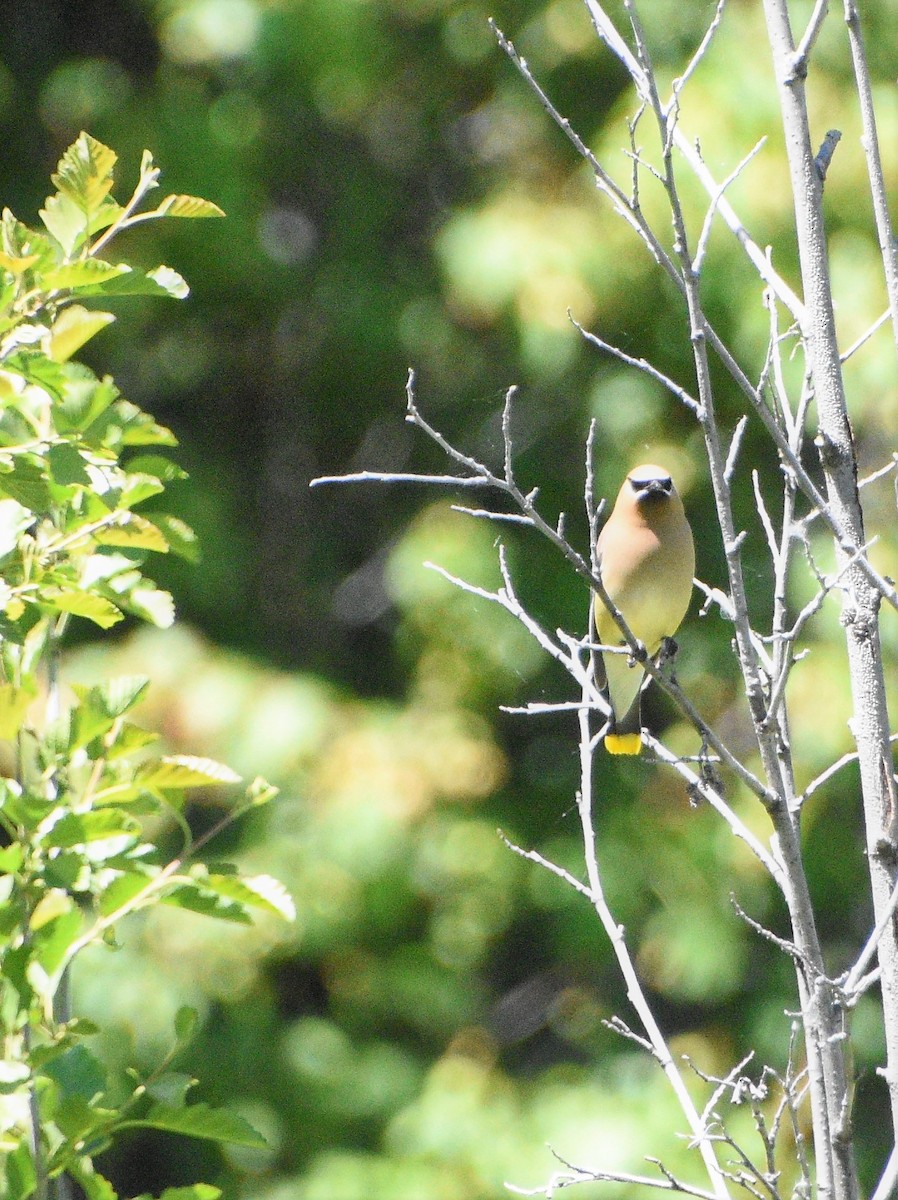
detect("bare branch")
(671, 0), (728, 102)
(791, 0), (830, 78)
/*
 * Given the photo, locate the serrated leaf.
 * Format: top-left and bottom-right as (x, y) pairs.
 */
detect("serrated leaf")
(138, 756), (241, 790)
(94, 512), (170, 553)
(48, 305), (115, 362)
(163, 883), (253, 923)
(127, 1102), (266, 1148)
(155, 195), (226, 220)
(40, 587), (123, 629)
(41, 192), (122, 256)
(125, 584), (175, 628)
(55, 372), (119, 435)
(52, 133), (117, 214)
(195, 872), (296, 922)
(72, 674), (149, 715)
(5, 348), (68, 399)
(72, 264), (189, 299)
(124, 454), (187, 482)
(145, 513), (199, 562)
(43, 259), (129, 291)
(42, 809), (139, 849)
(97, 870), (151, 917)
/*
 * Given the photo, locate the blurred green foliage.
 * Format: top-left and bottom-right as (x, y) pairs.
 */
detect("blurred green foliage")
(1, 0), (897, 1196)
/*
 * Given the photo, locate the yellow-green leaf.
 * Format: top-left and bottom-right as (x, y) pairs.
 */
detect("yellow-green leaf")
(48, 305), (116, 362)
(138, 755), (241, 790)
(156, 195), (225, 220)
(0, 682), (35, 739)
(51, 132), (117, 214)
(41, 587), (123, 629)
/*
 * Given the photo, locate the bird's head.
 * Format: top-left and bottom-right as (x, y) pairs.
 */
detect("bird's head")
(626, 464), (675, 507)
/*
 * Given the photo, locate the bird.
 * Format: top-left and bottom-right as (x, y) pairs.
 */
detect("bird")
(593, 464), (695, 755)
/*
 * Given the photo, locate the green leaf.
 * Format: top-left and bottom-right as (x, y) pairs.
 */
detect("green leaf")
(70, 675), (150, 748)
(42, 809), (139, 849)
(86, 398), (177, 449)
(94, 513), (170, 554)
(43, 1043), (107, 1102)
(246, 776), (279, 808)
(160, 1188), (221, 1200)
(124, 454), (187, 482)
(40, 191), (88, 255)
(72, 264), (189, 300)
(51, 133), (117, 214)
(193, 871), (296, 922)
(30, 888), (74, 930)
(0, 681), (35, 738)
(0, 456), (53, 513)
(119, 472), (166, 508)
(40, 587), (123, 629)
(138, 755), (241, 790)
(55, 372), (119, 435)
(144, 513), (200, 562)
(31, 906), (82, 977)
(5, 348), (68, 400)
(4, 1143), (37, 1200)
(155, 195), (225, 220)
(128, 1102), (267, 1148)
(175, 1006), (199, 1043)
(48, 305), (116, 362)
(97, 870), (152, 917)
(0, 843), (24, 873)
(40, 192), (122, 256)
(125, 584), (175, 628)
(162, 883), (253, 924)
(66, 1162), (118, 1200)
(42, 259), (130, 291)
(48, 442), (91, 487)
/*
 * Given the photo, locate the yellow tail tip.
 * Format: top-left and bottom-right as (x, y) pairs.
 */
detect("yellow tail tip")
(604, 733), (643, 756)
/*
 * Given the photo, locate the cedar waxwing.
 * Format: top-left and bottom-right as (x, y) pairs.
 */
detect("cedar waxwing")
(594, 464), (695, 755)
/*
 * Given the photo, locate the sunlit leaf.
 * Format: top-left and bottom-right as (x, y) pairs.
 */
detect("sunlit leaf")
(125, 584), (175, 628)
(30, 889), (74, 930)
(155, 195), (225, 220)
(138, 755), (241, 790)
(144, 513), (200, 562)
(51, 133), (117, 214)
(47, 305), (116, 362)
(93, 513), (170, 554)
(40, 587), (123, 629)
(41, 809), (139, 849)
(0, 681), (34, 738)
(191, 871), (296, 922)
(42, 260), (129, 291)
